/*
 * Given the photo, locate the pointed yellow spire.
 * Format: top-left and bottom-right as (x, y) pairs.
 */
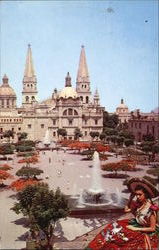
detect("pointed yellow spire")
(76, 45), (89, 83)
(24, 44), (35, 77)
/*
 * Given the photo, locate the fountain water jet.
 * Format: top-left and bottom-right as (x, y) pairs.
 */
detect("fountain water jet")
(43, 129), (51, 146)
(89, 151), (104, 194)
(78, 151), (126, 207)
(80, 151), (109, 206)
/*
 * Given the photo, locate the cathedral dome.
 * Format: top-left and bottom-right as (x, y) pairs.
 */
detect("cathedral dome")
(59, 72), (78, 99)
(118, 103), (128, 109)
(59, 86), (78, 99)
(116, 99), (129, 114)
(0, 75), (16, 97)
(0, 86), (16, 96)
(117, 99), (128, 109)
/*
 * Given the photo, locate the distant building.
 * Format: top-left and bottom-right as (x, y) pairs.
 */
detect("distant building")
(128, 109), (159, 142)
(116, 98), (130, 123)
(0, 45), (104, 142)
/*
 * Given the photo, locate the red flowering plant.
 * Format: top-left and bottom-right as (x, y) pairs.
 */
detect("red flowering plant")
(94, 143), (110, 153)
(101, 160), (136, 177)
(10, 179), (39, 191)
(0, 170), (14, 186)
(68, 142), (91, 152)
(0, 164), (12, 171)
(18, 155), (39, 166)
(60, 139), (75, 147)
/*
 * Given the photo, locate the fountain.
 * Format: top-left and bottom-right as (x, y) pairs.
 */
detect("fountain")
(71, 183), (78, 199)
(76, 151), (127, 208)
(43, 129), (51, 146)
(36, 130), (54, 150)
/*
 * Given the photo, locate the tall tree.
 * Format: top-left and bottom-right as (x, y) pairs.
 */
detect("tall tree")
(3, 130), (14, 143)
(57, 128), (67, 139)
(12, 183), (69, 249)
(16, 166), (43, 179)
(103, 111), (119, 129)
(74, 128), (83, 140)
(90, 131), (99, 141)
(17, 132), (28, 141)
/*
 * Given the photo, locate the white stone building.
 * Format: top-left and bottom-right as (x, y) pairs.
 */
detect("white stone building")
(0, 45), (104, 142)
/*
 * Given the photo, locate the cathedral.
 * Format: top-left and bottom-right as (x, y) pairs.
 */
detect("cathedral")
(0, 45), (105, 142)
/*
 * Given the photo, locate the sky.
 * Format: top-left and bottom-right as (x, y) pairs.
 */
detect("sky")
(0, 0), (158, 112)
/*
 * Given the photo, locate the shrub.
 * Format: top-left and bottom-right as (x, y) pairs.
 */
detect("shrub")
(16, 145), (33, 152)
(10, 178), (39, 191)
(16, 166), (43, 179)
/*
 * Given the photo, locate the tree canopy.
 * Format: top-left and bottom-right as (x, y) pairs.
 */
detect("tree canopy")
(16, 166), (43, 179)
(57, 128), (67, 138)
(103, 111), (119, 129)
(74, 128), (83, 140)
(12, 183), (69, 249)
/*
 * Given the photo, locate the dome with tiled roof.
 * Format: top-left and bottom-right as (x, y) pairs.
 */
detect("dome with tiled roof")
(59, 72), (78, 99)
(0, 74), (16, 97)
(116, 99), (129, 114)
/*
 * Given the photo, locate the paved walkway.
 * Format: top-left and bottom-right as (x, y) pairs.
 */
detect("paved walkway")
(0, 148), (152, 249)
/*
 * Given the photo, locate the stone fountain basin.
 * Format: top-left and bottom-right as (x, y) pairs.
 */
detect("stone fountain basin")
(67, 195), (128, 216)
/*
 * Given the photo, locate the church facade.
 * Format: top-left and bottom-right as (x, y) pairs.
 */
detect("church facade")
(0, 45), (105, 142)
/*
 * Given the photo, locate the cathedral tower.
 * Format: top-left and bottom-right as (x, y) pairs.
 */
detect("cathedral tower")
(22, 44), (38, 107)
(76, 46), (91, 104)
(93, 88), (100, 106)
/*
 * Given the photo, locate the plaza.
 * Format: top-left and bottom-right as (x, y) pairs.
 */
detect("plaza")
(0, 145), (154, 249)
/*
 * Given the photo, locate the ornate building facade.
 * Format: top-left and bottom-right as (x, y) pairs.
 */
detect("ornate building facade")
(0, 45), (104, 142)
(128, 109), (159, 142)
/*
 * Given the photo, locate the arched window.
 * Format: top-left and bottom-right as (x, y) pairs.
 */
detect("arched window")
(63, 109), (78, 116)
(32, 96), (35, 101)
(63, 110), (67, 115)
(86, 96), (89, 103)
(26, 96), (29, 102)
(68, 108), (73, 115)
(27, 84), (29, 87)
(74, 110), (78, 115)
(80, 96), (83, 101)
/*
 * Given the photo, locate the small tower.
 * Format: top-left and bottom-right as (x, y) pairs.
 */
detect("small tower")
(94, 88), (100, 106)
(76, 45), (91, 104)
(22, 44), (38, 107)
(65, 72), (71, 87)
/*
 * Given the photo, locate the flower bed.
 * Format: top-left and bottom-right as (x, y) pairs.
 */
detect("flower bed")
(0, 164), (12, 171)
(101, 160), (136, 178)
(10, 178), (39, 191)
(18, 155), (39, 164)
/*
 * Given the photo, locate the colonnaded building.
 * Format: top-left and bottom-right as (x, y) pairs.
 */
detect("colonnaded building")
(0, 45), (105, 142)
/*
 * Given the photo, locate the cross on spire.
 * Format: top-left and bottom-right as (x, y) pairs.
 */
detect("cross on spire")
(24, 44), (35, 77)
